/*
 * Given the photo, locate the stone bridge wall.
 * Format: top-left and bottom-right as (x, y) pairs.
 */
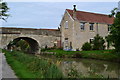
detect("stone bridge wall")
(1, 27), (61, 37)
(0, 27), (61, 53)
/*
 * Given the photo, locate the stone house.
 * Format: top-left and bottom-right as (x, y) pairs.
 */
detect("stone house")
(60, 5), (114, 51)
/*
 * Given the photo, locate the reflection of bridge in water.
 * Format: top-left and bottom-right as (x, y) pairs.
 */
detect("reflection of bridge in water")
(0, 27), (61, 54)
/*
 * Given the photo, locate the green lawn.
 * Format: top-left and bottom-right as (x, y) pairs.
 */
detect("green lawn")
(2, 49), (63, 78)
(45, 49), (120, 62)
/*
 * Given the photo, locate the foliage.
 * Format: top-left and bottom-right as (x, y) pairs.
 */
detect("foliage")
(7, 41), (16, 50)
(7, 40), (30, 53)
(2, 49), (63, 78)
(81, 42), (92, 51)
(41, 47), (63, 52)
(15, 40), (30, 52)
(109, 8), (120, 53)
(67, 66), (79, 78)
(0, 1), (9, 21)
(105, 36), (113, 49)
(46, 49), (120, 62)
(92, 34), (105, 50)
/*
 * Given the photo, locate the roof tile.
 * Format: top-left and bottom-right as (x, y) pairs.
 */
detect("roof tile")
(66, 9), (114, 24)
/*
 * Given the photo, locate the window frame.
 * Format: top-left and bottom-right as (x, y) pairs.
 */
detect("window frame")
(80, 22), (85, 30)
(108, 24), (111, 32)
(65, 38), (68, 43)
(89, 23), (94, 31)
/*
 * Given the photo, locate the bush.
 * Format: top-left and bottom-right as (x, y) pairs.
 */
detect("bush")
(81, 42), (92, 51)
(92, 34), (105, 50)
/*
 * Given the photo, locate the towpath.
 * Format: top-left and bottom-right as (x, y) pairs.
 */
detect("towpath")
(0, 53), (17, 79)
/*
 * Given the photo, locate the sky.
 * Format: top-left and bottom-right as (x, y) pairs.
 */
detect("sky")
(1, 1), (119, 29)
(3, 0), (120, 2)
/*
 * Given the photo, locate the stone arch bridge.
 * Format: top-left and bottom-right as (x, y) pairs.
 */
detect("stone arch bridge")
(0, 27), (61, 54)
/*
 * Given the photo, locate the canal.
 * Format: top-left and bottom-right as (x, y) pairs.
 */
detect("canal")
(38, 55), (120, 78)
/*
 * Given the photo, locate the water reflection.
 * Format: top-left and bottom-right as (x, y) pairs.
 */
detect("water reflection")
(39, 55), (120, 78)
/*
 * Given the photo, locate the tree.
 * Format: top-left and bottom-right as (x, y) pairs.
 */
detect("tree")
(16, 40), (30, 52)
(7, 39), (30, 52)
(0, 0), (9, 21)
(109, 8), (120, 53)
(105, 35), (113, 49)
(92, 34), (105, 50)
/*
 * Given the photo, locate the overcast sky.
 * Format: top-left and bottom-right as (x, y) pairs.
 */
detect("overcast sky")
(1, 2), (118, 29)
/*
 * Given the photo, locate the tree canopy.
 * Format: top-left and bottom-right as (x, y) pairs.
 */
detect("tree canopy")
(0, 0), (9, 21)
(109, 7), (120, 53)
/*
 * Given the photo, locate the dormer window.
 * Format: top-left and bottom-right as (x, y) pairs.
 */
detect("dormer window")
(80, 23), (85, 30)
(90, 23), (94, 31)
(65, 21), (68, 29)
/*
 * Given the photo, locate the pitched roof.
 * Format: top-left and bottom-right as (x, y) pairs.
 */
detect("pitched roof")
(66, 9), (114, 24)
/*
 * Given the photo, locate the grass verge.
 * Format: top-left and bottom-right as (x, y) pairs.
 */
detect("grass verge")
(45, 49), (120, 62)
(2, 49), (63, 78)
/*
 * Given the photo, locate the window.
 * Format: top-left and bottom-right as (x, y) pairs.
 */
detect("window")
(65, 38), (68, 42)
(90, 38), (94, 43)
(64, 38), (68, 50)
(80, 23), (85, 30)
(108, 24), (111, 32)
(65, 38), (68, 40)
(65, 38), (68, 43)
(64, 21), (68, 29)
(70, 42), (72, 49)
(90, 23), (94, 30)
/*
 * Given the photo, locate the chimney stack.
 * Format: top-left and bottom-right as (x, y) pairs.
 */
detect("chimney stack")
(73, 5), (77, 20)
(73, 5), (77, 11)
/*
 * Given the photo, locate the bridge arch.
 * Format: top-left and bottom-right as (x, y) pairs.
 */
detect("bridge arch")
(7, 37), (41, 54)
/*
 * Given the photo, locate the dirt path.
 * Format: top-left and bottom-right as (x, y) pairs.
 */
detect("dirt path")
(0, 53), (17, 79)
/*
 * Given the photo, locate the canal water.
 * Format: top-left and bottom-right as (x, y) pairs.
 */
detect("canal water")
(38, 55), (120, 78)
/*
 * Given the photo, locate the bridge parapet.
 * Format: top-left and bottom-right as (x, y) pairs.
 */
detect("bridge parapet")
(0, 27), (61, 37)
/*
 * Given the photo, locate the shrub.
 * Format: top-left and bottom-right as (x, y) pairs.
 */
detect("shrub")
(92, 34), (105, 50)
(81, 42), (92, 51)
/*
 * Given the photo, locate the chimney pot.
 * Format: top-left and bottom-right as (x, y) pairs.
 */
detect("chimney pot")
(73, 5), (76, 11)
(73, 5), (76, 8)
(73, 5), (77, 20)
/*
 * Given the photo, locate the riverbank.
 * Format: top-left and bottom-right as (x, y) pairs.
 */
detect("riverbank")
(43, 49), (120, 63)
(2, 49), (63, 78)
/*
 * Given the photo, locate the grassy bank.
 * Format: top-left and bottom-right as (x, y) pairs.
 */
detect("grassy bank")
(2, 49), (63, 78)
(44, 49), (120, 62)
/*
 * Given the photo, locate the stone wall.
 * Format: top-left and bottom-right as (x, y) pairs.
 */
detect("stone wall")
(60, 10), (110, 51)
(0, 27), (61, 37)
